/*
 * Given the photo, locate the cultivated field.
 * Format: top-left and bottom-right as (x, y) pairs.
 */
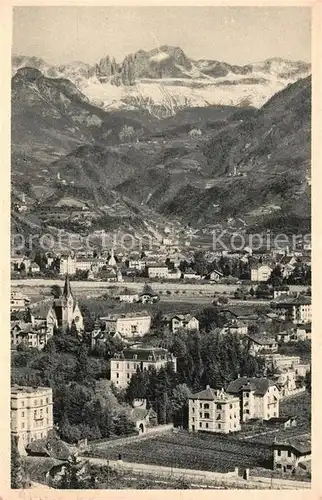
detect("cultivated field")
(87, 431), (272, 473)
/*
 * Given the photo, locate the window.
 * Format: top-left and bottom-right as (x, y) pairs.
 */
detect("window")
(276, 464), (282, 469)
(204, 403), (209, 409)
(34, 400), (37, 406)
(205, 423), (209, 429)
(34, 410), (37, 418)
(127, 364), (130, 369)
(127, 374), (130, 379)
(218, 423), (221, 429)
(133, 355), (137, 360)
(21, 401), (24, 407)
(288, 451), (292, 458)
(40, 409), (43, 418)
(21, 423), (24, 429)
(217, 404), (221, 410)
(199, 422), (202, 428)
(287, 465), (293, 470)
(199, 412), (202, 418)
(192, 417), (195, 422)
(217, 414), (221, 420)
(192, 408), (195, 413)
(46, 407), (48, 414)
(21, 411), (24, 417)
(116, 363), (119, 369)
(116, 373), (119, 378)
(200, 403), (202, 409)
(230, 404), (233, 409)
(277, 450), (281, 456)
(40, 399), (43, 405)
(46, 398), (48, 404)
(204, 413), (210, 419)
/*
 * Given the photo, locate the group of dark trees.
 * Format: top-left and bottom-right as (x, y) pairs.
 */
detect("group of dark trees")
(11, 330), (135, 444)
(124, 329), (265, 427)
(179, 252), (251, 280)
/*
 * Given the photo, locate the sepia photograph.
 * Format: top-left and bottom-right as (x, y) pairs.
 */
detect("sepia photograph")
(9, 5), (312, 491)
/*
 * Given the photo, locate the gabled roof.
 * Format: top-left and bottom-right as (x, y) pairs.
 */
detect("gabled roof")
(140, 283), (158, 297)
(26, 437), (72, 461)
(172, 314), (197, 322)
(247, 333), (276, 345)
(130, 407), (157, 421)
(226, 377), (276, 396)
(190, 386), (218, 400)
(24, 456), (66, 482)
(117, 347), (170, 362)
(273, 437), (311, 455)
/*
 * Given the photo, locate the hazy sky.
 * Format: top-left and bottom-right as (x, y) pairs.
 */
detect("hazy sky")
(12, 6), (311, 66)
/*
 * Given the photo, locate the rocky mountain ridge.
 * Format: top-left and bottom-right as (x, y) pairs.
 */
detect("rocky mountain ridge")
(12, 47), (311, 116)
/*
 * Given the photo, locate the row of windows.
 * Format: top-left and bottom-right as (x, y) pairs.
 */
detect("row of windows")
(192, 402), (236, 411)
(275, 464), (293, 470)
(193, 422), (238, 430)
(20, 397), (50, 407)
(18, 407), (50, 417)
(277, 450), (292, 457)
(195, 412), (238, 420)
(20, 418), (50, 429)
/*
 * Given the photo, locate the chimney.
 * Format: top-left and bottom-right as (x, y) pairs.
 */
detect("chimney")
(206, 385), (210, 390)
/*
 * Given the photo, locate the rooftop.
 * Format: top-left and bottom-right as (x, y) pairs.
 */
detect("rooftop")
(273, 436), (311, 455)
(190, 386), (238, 402)
(11, 385), (52, 395)
(116, 347), (173, 362)
(247, 333), (277, 345)
(101, 311), (150, 320)
(226, 377), (276, 396)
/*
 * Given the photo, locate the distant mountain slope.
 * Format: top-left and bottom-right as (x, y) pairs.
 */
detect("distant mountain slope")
(11, 67), (148, 165)
(12, 49), (311, 116)
(160, 76), (311, 231)
(11, 67), (311, 236)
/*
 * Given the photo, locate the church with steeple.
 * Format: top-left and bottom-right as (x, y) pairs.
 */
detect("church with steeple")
(46, 275), (84, 333)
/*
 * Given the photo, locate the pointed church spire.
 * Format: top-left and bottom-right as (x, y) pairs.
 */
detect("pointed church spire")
(63, 274), (73, 298)
(108, 247), (117, 267)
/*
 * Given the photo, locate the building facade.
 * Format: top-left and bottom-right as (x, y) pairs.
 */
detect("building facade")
(110, 347), (177, 388)
(147, 265), (169, 279)
(11, 386), (53, 447)
(273, 438), (311, 474)
(226, 377), (280, 422)
(101, 311), (151, 338)
(171, 314), (199, 333)
(251, 264), (272, 282)
(189, 386), (241, 434)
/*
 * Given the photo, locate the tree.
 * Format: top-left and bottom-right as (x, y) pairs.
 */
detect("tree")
(171, 383), (191, 428)
(305, 370), (311, 394)
(11, 435), (26, 488)
(75, 345), (90, 384)
(51, 285), (62, 298)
